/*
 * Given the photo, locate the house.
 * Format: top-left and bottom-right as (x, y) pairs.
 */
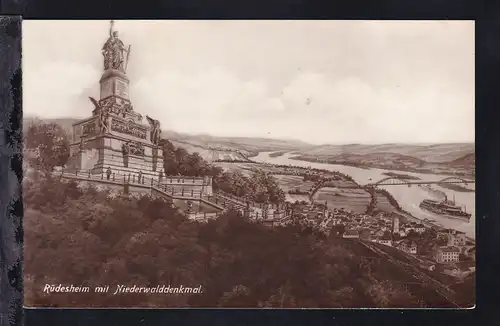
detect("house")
(343, 230), (359, 239)
(398, 229), (408, 237)
(378, 239), (392, 247)
(414, 224), (426, 234)
(378, 238), (392, 246)
(435, 246), (460, 263)
(436, 230), (449, 241)
(405, 227), (416, 234)
(328, 218), (341, 225)
(358, 228), (372, 241)
(448, 232), (467, 246)
(443, 261), (475, 278)
(377, 234), (393, 247)
(398, 240), (418, 255)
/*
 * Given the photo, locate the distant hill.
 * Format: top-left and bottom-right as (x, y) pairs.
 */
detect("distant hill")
(449, 153), (475, 168)
(164, 132), (314, 155)
(23, 115), (313, 161)
(291, 143), (475, 177)
(296, 143), (474, 163)
(23, 116), (474, 170)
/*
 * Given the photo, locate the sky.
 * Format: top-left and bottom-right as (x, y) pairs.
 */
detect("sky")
(23, 20), (474, 145)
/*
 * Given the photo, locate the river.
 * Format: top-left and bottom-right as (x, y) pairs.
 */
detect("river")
(253, 152), (476, 239)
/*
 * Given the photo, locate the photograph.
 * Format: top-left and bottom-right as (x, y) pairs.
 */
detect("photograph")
(23, 20), (475, 308)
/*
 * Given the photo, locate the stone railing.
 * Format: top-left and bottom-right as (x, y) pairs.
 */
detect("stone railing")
(58, 169), (205, 198)
(57, 169), (227, 213)
(56, 169), (291, 222)
(161, 176), (207, 185)
(186, 211), (220, 222)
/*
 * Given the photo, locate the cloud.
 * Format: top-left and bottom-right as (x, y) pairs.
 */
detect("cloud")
(24, 61), (474, 144)
(24, 61), (101, 118)
(132, 67), (283, 135)
(23, 20), (474, 144)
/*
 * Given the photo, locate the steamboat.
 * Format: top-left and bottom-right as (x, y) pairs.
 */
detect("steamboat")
(419, 194), (471, 222)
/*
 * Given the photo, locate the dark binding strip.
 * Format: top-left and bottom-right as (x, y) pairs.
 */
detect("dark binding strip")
(0, 16), (23, 326)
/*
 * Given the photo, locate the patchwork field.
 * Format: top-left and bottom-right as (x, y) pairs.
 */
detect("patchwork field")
(274, 175), (315, 192)
(314, 187), (371, 213)
(170, 140), (249, 163)
(274, 175), (314, 204)
(318, 179), (359, 189)
(212, 162), (257, 176)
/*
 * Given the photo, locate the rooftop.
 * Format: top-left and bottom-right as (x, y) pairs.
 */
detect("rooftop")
(344, 230), (359, 236)
(438, 246), (460, 253)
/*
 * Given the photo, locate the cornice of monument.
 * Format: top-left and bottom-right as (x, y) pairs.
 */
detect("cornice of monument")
(100, 69), (129, 83)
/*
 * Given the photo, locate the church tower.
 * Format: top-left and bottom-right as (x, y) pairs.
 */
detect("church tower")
(67, 20), (164, 178)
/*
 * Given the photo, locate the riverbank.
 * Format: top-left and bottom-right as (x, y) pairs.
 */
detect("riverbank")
(252, 151), (475, 239)
(382, 172), (420, 180)
(268, 151), (287, 158)
(289, 155), (474, 180)
(437, 183), (474, 193)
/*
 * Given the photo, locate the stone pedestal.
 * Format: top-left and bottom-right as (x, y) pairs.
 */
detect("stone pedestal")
(66, 68), (164, 178)
(100, 69), (130, 102)
(68, 133), (164, 178)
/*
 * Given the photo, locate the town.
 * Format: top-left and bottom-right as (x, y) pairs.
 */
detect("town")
(215, 163), (476, 281)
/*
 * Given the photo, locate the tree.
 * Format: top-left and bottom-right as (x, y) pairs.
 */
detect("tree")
(24, 120), (70, 172)
(366, 280), (418, 308)
(25, 176), (474, 308)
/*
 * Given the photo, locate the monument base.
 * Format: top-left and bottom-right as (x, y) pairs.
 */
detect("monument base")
(66, 134), (164, 179)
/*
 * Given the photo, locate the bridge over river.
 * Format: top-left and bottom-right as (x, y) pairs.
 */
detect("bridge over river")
(309, 176), (474, 198)
(366, 176), (474, 187)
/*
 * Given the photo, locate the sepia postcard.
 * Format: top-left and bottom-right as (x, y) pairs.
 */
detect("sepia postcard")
(23, 20), (475, 308)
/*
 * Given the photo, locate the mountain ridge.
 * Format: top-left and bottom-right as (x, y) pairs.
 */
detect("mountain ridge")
(23, 116), (474, 164)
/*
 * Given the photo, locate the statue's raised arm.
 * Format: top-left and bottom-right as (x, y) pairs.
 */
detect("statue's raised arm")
(109, 20), (114, 38)
(102, 20), (128, 72)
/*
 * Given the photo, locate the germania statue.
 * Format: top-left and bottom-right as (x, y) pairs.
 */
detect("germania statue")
(102, 20), (131, 73)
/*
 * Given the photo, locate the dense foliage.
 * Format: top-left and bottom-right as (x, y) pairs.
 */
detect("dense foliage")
(213, 170), (286, 204)
(24, 120), (70, 172)
(364, 187), (377, 215)
(160, 139), (285, 203)
(23, 123), (474, 309)
(24, 176), (453, 308)
(161, 139), (221, 177)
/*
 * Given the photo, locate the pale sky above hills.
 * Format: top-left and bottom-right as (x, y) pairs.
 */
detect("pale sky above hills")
(23, 20), (474, 145)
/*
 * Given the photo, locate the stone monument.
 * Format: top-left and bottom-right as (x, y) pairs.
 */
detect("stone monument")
(67, 20), (164, 178)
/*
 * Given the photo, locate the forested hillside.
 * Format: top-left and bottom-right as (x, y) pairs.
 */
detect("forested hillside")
(23, 176), (473, 308)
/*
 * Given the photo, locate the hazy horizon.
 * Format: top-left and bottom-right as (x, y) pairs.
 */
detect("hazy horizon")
(24, 113), (476, 148)
(24, 20), (474, 144)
